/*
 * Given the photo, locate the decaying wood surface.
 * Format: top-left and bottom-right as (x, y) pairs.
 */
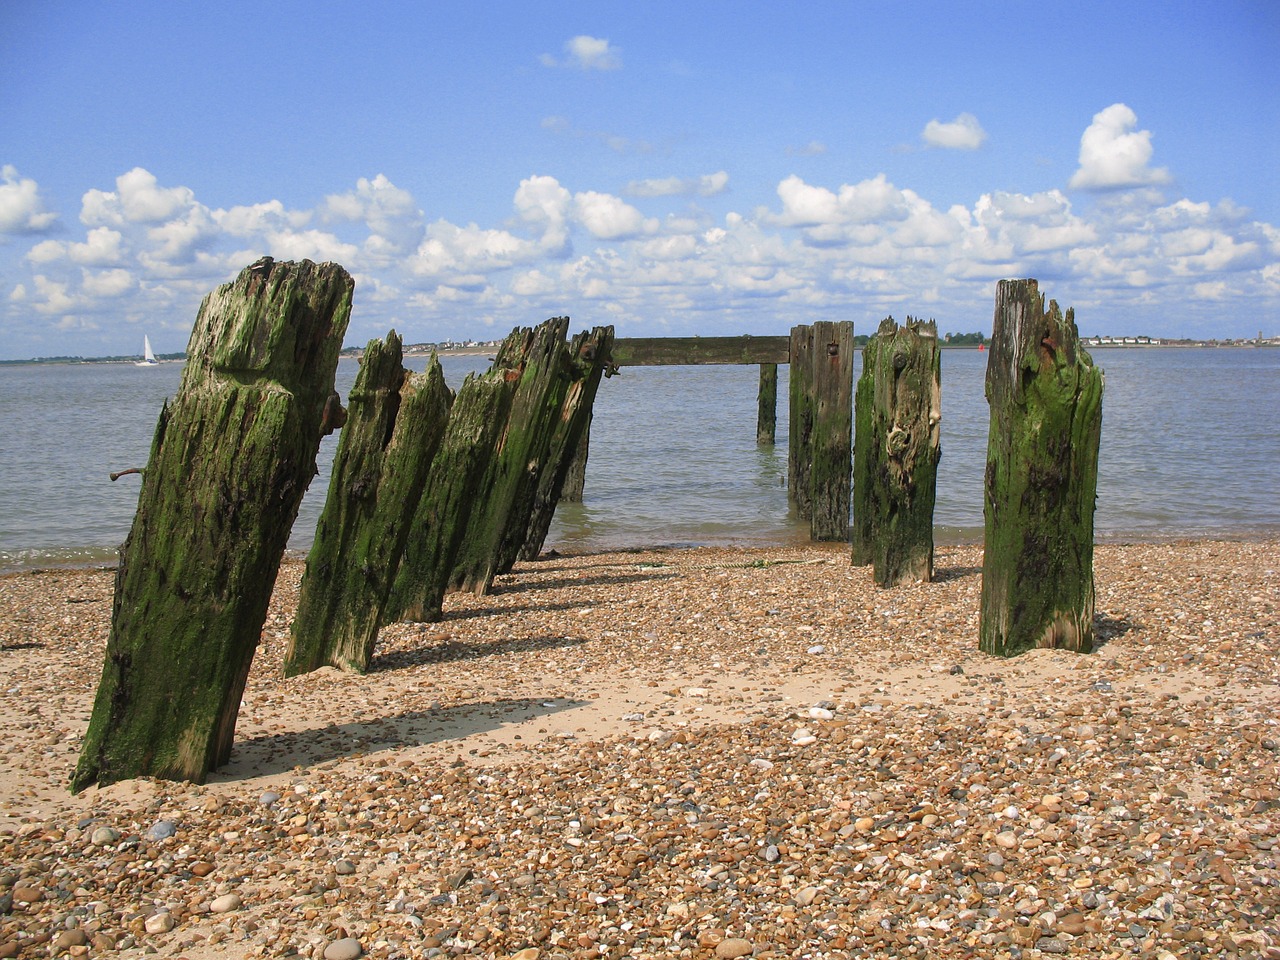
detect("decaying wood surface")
(72, 257), (352, 790)
(851, 317), (941, 586)
(284, 332), (453, 676)
(979, 279), (1104, 657)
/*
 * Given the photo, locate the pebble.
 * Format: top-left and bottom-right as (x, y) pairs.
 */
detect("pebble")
(715, 938), (754, 958)
(90, 826), (120, 846)
(323, 937), (363, 960)
(210, 893), (242, 913)
(146, 820), (177, 841)
(144, 912), (174, 934)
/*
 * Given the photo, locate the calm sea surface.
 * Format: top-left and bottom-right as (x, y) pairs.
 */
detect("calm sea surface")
(1, 348), (1277, 572)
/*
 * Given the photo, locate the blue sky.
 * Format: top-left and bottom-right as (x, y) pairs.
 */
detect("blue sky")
(2, 0), (1277, 359)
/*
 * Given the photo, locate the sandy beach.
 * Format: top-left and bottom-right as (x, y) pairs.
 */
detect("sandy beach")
(1, 540), (1277, 959)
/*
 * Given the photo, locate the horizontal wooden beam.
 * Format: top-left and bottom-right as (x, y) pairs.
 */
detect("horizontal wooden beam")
(609, 335), (790, 366)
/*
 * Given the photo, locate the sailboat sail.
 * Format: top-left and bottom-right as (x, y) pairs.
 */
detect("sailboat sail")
(136, 335), (159, 366)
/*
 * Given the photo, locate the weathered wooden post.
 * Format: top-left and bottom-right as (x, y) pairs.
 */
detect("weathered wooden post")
(72, 258), (352, 790)
(559, 419), (590, 502)
(386, 337), (522, 624)
(807, 320), (855, 540)
(787, 326), (815, 518)
(283, 332), (453, 676)
(518, 325), (615, 563)
(979, 279), (1103, 656)
(757, 363), (778, 444)
(850, 317), (941, 585)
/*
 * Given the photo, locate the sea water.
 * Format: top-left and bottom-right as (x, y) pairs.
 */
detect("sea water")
(1, 347), (1277, 572)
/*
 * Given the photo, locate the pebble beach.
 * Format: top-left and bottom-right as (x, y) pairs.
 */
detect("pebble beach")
(1, 539), (1277, 960)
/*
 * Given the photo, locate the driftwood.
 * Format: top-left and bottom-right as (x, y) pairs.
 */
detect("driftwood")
(72, 258), (352, 790)
(979, 279), (1104, 656)
(283, 332), (453, 676)
(851, 317), (942, 585)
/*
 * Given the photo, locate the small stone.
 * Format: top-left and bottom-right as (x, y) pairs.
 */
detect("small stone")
(507, 950), (540, 960)
(335, 859), (357, 876)
(715, 938), (754, 958)
(762, 844), (780, 862)
(147, 820), (177, 841)
(807, 644), (826, 654)
(190, 861), (215, 877)
(259, 790), (281, 806)
(323, 937), (363, 960)
(12, 885), (43, 904)
(144, 912), (175, 934)
(807, 706), (834, 720)
(210, 893), (241, 914)
(995, 830), (1018, 849)
(90, 826), (120, 846)
(53, 928), (88, 952)
(1036, 937), (1068, 955)
(794, 886), (819, 906)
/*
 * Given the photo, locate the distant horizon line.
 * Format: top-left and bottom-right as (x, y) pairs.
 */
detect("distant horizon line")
(4, 336), (1276, 366)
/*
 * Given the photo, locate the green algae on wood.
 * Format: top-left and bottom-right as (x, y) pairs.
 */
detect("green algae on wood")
(979, 279), (1104, 657)
(72, 258), (353, 791)
(851, 316), (942, 586)
(518, 324), (615, 564)
(788, 322), (855, 540)
(283, 332), (453, 676)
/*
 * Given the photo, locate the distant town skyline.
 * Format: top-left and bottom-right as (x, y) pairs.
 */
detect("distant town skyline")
(2, 1), (1276, 361)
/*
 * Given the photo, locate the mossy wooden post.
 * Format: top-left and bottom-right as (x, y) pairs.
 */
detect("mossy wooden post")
(757, 363), (778, 444)
(519, 324), (616, 563)
(979, 279), (1104, 656)
(71, 258), (352, 791)
(560, 418), (591, 502)
(448, 317), (574, 592)
(807, 320), (855, 541)
(283, 333), (453, 676)
(787, 325), (815, 518)
(850, 316), (942, 585)
(385, 327), (530, 623)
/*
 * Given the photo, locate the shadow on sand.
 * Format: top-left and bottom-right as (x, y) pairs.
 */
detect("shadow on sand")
(211, 696), (586, 783)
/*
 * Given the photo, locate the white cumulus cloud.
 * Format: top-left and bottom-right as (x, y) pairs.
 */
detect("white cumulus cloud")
(0, 166), (59, 233)
(922, 113), (987, 150)
(1069, 103), (1172, 190)
(572, 191), (657, 240)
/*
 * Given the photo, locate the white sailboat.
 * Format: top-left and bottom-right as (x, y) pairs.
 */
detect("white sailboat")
(136, 335), (159, 367)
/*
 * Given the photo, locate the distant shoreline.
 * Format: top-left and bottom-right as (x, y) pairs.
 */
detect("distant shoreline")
(2, 340), (1275, 367)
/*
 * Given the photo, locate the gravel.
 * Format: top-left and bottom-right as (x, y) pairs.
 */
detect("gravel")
(0, 538), (1277, 959)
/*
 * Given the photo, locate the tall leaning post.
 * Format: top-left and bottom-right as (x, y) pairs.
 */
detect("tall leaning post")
(979, 279), (1104, 656)
(851, 316), (941, 585)
(72, 258), (353, 791)
(283, 332), (454, 676)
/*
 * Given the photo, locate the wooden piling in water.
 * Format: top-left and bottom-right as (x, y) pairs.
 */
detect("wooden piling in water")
(788, 322), (854, 540)
(979, 279), (1104, 657)
(850, 316), (941, 585)
(757, 363), (778, 444)
(72, 258), (352, 790)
